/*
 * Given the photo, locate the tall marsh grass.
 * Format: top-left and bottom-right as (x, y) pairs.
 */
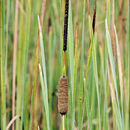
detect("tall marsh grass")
(0, 0), (129, 130)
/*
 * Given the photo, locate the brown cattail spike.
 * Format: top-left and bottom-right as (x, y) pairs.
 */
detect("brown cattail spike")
(92, 0), (96, 34)
(58, 76), (68, 115)
(63, 0), (69, 52)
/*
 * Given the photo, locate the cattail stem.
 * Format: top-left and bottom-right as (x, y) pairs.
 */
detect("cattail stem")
(62, 116), (65, 130)
(63, 52), (66, 76)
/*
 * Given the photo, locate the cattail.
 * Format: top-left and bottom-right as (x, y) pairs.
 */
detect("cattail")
(92, 0), (96, 34)
(58, 76), (68, 115)
(63, 0), (69, 52)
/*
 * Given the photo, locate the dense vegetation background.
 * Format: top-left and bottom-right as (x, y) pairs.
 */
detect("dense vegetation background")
(0, 0), (129, 130)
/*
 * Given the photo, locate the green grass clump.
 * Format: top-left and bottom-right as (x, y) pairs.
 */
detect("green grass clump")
(0, 0), (129, 130)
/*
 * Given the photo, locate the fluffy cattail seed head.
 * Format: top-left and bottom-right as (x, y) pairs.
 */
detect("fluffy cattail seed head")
(58, 76), (68, 115)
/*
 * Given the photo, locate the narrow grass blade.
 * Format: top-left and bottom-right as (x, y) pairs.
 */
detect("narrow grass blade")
(106, 0), (110, 27)
(5, 0), (10, 125)
(108, 66), (123, 130)
(29, 1), (46, 129)
(86, 15), (93, 80)
(114, 25), (124, 125)
(85, 15), (94, 130)
(39, 64), (50, 130)
(92, 34), (101, 130)
(100, 46), (109, 130)
(125, 9), (130, 130)
(68, 0), (74, 101)
(12, 1), (19, 129)
(68, 0), (74, 129)
(16, 0), (25, 129)
(105, 19), (120, 108)
(38, 17), (50, 130)
(0, 0), (6, 129)
(5, 0), (10, 99)
(103, 3), (110, 128)
(78, 0), (86, 129)
(73, 23), (78, 128)
(105, 19), (123, 130)
(20, 0), (31, 129)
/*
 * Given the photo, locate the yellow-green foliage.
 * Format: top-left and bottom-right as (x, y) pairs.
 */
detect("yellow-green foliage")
(0, 0), (129, 130)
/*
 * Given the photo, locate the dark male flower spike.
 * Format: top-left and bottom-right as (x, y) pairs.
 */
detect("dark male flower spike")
(92, 0), (97, 34)
(63, 0), (69, 51)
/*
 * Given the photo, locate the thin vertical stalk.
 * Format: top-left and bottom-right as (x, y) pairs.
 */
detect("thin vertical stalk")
(5, 0), (10, 104)
(62, 116), (65, 130)
(16, 0), (24, 129)
(29, 0), (46, 129)
(0, 0), (6, 129)
(85, 17), (93, 130)
(112, 0), (115, 62)
(85, 1), (97, 128)
(38, 17), (50, 130)
(68, 0), (74, 101)
(78, 0), (85, 129)
(105, 19), (120, 112)
(100, 46), (109, 130)
(125, 8), (130, 130)
(106, 0), (110, 27)
(20, 0), (31, 129)
(12, 0), (19, 129)
(5, 0), (10, 125)
(68, 0), (74, 129)
(114, 25), (124, 127)
(72, 23), (78, 129)
(92, 34), (101, 130)
(106, 19), (123, 130)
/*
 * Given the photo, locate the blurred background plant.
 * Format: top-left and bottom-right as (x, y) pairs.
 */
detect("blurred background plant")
(0, 0), (129, 130)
